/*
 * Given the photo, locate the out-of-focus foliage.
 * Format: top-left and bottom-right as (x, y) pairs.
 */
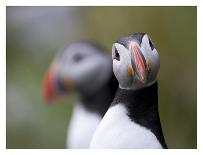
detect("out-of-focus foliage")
(7, 6), (196, 149)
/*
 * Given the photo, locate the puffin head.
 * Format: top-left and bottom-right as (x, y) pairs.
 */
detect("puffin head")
(112, 33), (160, 90)
(42, 42), (112, 102)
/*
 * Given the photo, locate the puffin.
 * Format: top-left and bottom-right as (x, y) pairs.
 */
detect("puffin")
(90, 33), (167, 149)
(42, 42), (118, 149)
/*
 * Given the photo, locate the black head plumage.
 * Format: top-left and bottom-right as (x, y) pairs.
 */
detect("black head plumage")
(116, 33), (154, 50)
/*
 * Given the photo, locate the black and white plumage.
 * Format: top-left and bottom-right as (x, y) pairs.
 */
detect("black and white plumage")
(90, 33), (167, 149)
(42, 42), (118, 148)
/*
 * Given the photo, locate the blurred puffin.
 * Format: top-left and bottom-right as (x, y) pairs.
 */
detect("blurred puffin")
(42, 42), (118, 148)
(90, 33), (167, 149)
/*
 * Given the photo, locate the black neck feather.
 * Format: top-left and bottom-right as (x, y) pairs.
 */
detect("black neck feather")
(112, 82), (167, 148)
(80, 74), (118, 117)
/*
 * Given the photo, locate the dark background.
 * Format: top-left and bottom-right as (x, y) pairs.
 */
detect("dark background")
(6, 6), (197, 148)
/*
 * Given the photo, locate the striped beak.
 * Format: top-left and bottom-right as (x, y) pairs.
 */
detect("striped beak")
(129, 42), (147, 83)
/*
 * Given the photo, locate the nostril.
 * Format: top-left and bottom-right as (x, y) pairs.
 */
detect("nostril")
(114, 49), (120, 61)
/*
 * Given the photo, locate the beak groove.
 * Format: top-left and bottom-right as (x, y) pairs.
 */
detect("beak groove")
(130, 42), (147, 83)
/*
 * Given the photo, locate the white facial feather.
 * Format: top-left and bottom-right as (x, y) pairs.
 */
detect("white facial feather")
(112, 43), (133, 89)
(140, 34), (152, 56)
(140, 35), (160, 85)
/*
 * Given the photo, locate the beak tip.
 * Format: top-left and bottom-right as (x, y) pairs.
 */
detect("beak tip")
(42, 69), (58, 103)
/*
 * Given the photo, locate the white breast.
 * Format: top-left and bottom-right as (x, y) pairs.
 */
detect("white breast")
(67, 104), (101, 149)
(90, 104), (162, 149)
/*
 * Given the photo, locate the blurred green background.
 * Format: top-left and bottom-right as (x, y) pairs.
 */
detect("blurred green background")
(6, 6), (196, 149)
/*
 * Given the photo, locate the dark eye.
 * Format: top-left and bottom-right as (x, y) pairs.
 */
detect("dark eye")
(114, 49), (120, 61)
(149, 39), (154, 50)
(73, 54), (83, 62)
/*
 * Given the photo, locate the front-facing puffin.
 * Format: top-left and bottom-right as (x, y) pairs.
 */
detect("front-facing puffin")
(90, 33), (167, 149)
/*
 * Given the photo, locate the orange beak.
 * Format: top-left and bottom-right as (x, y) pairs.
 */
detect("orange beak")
(42, 68), (58, 102)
